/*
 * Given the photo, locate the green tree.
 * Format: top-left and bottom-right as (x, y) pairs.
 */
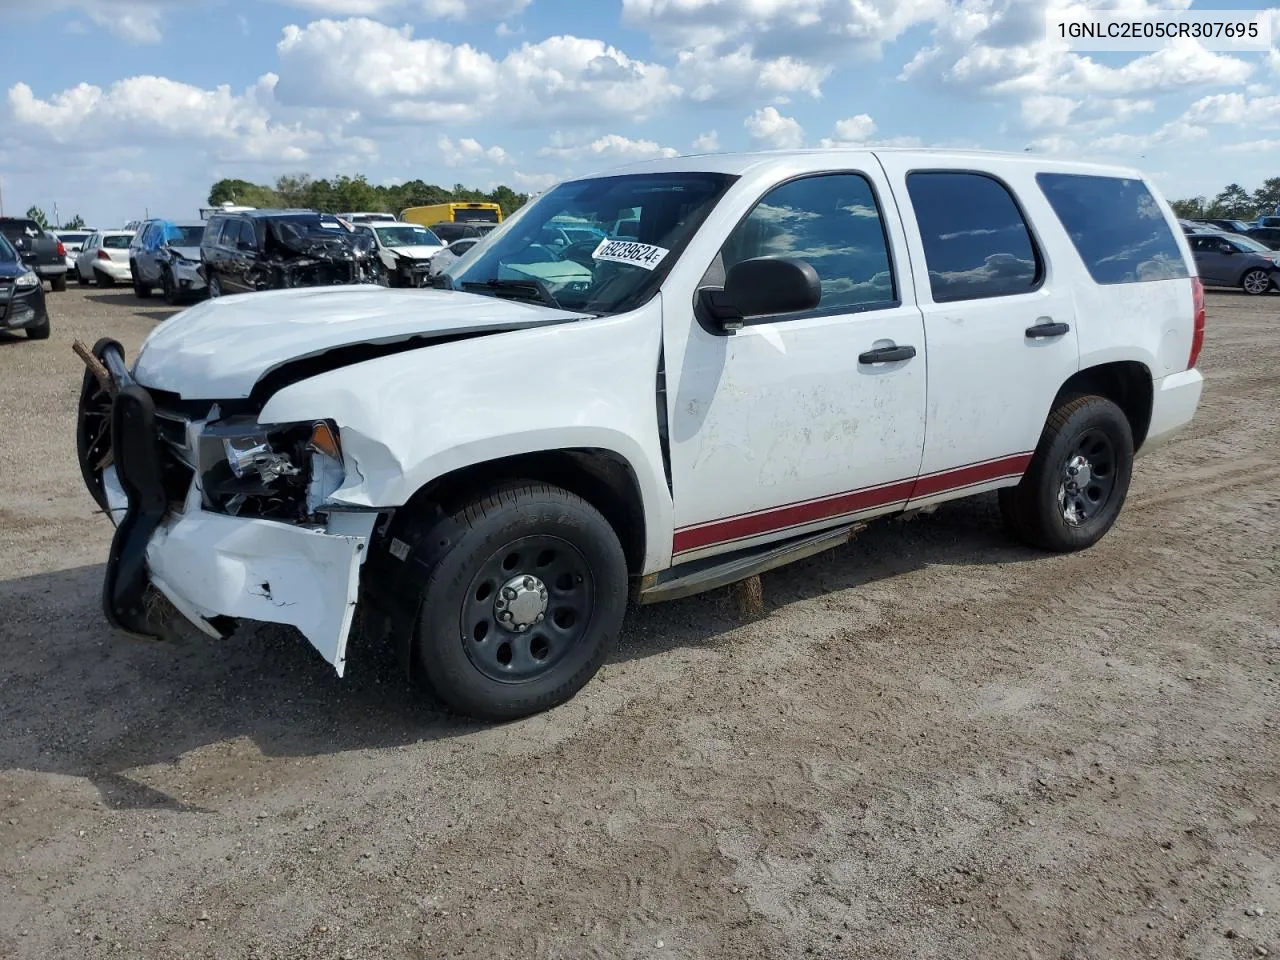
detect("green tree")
(1252, 177), (1280, 218)
(205, 175), (530, 221)
(1207, 183), (1255, 220)
(25, 205), (48, 228)
(63, 213), (86, 230)
(208, 178), (279, 208)
(1169, 197), (1206, 220)
(275, 173), (314, 209)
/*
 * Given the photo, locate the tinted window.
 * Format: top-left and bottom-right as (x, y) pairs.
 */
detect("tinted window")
(718, 173), (896, 313)
(907, 172), (1040, 302)
(432, 223), (467, 243)
(0, 234), (16, 261)
(102, 235), (132, 249)
(221, 219), (247, 247)
(1036, 173), (1189, 284)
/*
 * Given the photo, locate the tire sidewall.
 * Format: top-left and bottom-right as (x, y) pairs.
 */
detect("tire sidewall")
(1242, 269), (1270, 295)
(414, 489), (627, 720)
(1029, 397), (1134, 551)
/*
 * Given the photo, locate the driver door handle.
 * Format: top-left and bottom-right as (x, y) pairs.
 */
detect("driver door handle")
(1026, 320), (1071, 339)
(858, 344), (917, 365)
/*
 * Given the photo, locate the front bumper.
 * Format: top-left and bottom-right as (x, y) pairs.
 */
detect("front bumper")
(171, 260), (207, 291)
(0, 283), (49, 330)
(78, 340), (375, 675)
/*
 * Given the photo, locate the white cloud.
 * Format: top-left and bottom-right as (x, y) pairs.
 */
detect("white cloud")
(1222, 139), (1280, 154)
(673, 45), (830, 102)
(512, 170), (558, 192)
(692, 130), (719, 151)
(7, 75), (330, 163)
(744, 107), (804, 149)
(438, 135), (511, 166)
(832, 114), (877, 142)
(274, 19), (680, 123)
(276, 0), (531, 19)
(539, 132), (679, 163)
(1183, 92), (1280, 128)
(5, 0), (171, 42)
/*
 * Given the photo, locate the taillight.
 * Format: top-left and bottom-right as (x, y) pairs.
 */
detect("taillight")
(56, 241), (66, 257)
(1188, 276), (1206, 370)
(97, 249), (111, 260)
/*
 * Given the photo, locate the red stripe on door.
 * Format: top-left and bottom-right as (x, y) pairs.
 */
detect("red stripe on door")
(672, 453), (1034, 556)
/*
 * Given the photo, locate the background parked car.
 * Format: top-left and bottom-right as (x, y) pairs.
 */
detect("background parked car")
(0, 217), (68, 291)
(1256, 216), (1280, 228)
(129, 218), (207, 304)
(1189, 232), (1280, 295)
(426, 237), (480, 277)
(1178, 219), (1215, 236)
(74, 230), (136, 286)
(57, 230), (93, 274)
(354, 221), (445, 287)
(341, 212), (398, 225)
(0, 231), (49, 339)
(429, 221), (497, 244)
(1245, 226), (1280, 250)
(1190, 218), (1253, 235)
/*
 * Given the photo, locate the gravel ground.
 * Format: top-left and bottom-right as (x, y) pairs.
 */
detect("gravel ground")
(1, 284), (1277, 960)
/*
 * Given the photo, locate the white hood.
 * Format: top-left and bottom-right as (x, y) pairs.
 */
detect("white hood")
(133, 285), (588, 400)
(388, 244), (445, 260)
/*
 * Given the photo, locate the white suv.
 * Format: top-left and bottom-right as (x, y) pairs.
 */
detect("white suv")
(75, 149), (1204, 721)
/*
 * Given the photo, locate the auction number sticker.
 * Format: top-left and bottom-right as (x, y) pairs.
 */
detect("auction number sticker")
(592, 238), (669, 270)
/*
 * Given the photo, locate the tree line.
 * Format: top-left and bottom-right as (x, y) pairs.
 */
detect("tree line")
(1170, 178), (1280, 221)
(208, 174), (530, 219)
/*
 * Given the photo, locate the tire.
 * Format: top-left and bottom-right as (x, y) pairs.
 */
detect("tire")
(50, 273), (67, 293)
(410, 482), (628, 721)
(95, 269), (115, 288)
(207, 271), (222, 298)
(131, 262), (151, 299)
(1241, 268), (1272, 296)
(25, 317), (50, 340)
(161, 267), (178, 305)
(999, 394), (1134, 553)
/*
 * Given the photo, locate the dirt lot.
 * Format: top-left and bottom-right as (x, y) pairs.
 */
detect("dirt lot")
(1, 285), (1277, 960)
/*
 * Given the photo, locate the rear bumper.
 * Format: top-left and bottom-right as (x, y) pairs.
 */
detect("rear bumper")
(94, 260), (133, 281)
(82, 342), (375, 675)
(34, 262), (67, 278)
(1141, 368), (1204, 456)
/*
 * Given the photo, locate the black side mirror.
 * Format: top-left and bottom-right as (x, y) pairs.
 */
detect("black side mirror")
(699, 257), (822, 331)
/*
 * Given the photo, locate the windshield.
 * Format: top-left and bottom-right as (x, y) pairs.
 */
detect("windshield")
(447, 172), (737, 314)
(164, 224), (205, 246)
(376, 225), (442, 247)
(0, 234), (16, 262)
(1229, 235), (1271, 253)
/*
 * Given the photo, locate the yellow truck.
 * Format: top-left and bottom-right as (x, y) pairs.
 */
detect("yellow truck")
(399, 202), (502, 227)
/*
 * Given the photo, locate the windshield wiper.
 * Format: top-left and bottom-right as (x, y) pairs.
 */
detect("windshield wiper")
(461, 278), (563, 310)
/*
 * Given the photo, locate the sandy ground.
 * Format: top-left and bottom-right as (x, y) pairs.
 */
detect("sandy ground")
(1, 284), (1277, 960)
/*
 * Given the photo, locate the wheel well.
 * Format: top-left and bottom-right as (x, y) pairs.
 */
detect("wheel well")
(1056, 361), (1154, 450)
(401, 449), (648, 574)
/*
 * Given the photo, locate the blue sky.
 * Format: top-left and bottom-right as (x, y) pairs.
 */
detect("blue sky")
(0, 0), (1276, 227)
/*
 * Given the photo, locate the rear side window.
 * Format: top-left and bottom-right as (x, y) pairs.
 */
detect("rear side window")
(906, 172), (1041, 302)
(1036, 173), (1189, 284)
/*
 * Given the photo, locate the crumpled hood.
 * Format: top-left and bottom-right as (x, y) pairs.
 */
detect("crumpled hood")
(133, 285), (590, 400)
(169, 245), (202, 261)
(387, 244), (445, 261)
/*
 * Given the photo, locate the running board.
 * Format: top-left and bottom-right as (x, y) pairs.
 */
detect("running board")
(635, 523), (865, 605)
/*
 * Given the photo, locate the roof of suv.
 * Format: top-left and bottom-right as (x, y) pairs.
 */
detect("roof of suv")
(575, 148), (1147, 183)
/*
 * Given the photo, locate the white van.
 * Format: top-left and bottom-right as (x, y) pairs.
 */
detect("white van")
(76, 149), (1204, 720)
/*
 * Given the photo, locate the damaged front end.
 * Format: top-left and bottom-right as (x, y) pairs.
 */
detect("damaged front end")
(260, 218), (385, 290)
(74, 337), (381, 675)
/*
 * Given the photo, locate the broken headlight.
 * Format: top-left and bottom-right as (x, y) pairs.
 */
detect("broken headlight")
(199, 417), (345, 520)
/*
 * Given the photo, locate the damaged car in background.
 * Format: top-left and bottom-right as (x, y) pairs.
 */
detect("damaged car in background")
(74, 150), (1204, 723)
(199, 209), (384, 297)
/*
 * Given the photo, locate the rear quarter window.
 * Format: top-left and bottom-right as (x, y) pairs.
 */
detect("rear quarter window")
(1036, 173), (1189, 284)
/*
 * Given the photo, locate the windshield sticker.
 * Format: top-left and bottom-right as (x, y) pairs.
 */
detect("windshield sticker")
(591, 238), (669, 271)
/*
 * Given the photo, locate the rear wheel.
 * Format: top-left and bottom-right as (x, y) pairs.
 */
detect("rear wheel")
(1241, 268), (1272, 296)
(409, 483), (628, 721)
(50, 273), (67, 293)
(161, 267), (178, 305)
(999, 394), (1134, 553)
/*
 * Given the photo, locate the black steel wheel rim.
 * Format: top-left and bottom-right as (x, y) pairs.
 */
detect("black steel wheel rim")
(459, 535), (595, 684)
(1058, 428), (1117, 526)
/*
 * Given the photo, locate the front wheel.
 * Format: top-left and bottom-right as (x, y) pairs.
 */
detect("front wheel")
(207, 271), (222, 298)
(95, 269), (115, 288)
(25, 318), (51, 340)
(410, 483), (628, 721)
(999, 394), (1135, 553)
(1241, 268), (1273, 296)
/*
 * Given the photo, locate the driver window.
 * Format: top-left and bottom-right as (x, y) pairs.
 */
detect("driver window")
(707, 173), (897, 314)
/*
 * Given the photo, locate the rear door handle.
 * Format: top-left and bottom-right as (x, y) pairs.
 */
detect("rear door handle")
(858, 344), (917, 365)
(1026, 321), (1071, 339)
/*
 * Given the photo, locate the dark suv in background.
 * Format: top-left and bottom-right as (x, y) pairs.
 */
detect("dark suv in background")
(0, 217), (68, 291)
(200, 209), (384, 297)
